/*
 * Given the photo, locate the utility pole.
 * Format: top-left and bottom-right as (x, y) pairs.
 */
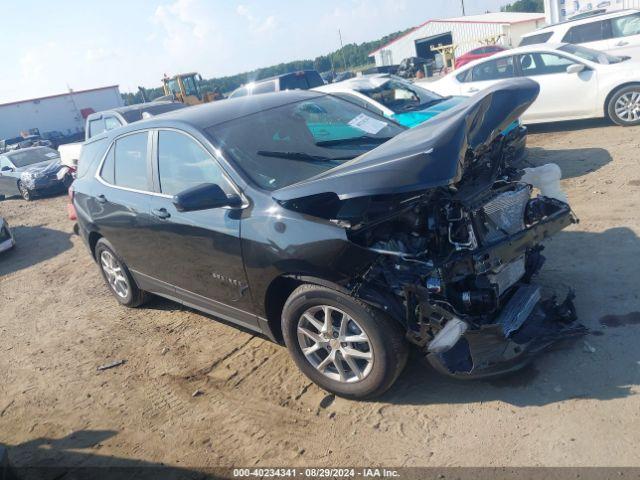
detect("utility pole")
(338, 28), (348, 71)
(461, 0), (466, 15)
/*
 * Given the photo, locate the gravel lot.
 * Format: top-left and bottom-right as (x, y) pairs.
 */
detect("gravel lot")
(1, 119), (640, 471)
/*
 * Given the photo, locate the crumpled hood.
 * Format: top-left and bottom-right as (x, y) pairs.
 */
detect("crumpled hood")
(391, 96), (465, 128)
(273, 78), (539, 202)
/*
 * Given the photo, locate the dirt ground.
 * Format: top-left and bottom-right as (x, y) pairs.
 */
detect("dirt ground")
(1, 119), (640, 471)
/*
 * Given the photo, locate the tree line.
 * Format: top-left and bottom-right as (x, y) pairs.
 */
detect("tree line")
(121, 28), (410, 104)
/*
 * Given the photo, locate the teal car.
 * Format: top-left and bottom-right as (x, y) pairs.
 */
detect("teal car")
(314, 74), (526, 159)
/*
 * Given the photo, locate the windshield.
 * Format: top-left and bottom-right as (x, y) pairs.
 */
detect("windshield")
(358, 78), (444, 113)
(207, 95), (405, 190)
(8, 147), (59, 168)
(558, 44), (624, 64)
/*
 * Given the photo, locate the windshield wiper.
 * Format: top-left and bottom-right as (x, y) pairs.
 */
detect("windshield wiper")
(315, 135), (392, 147)
(256, 150), (355, 162)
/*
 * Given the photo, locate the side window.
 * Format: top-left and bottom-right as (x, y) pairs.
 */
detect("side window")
(332, 92), (385, 116)
(470, 57), (515, 81)
(563, 21), (608, 43)
(157, 130), (233, 196)
(104, 116), (123, 131)
(99, 145), (115, 184)
(114, 132), (150, 191)
(88, 119), (105, 138)
(610, 13), (640, 38)
(456, 68), (473, 83)
(252, 81), (277, 95)
(79, 138), (108, 179)
(230, 87), (248, 98)
(0, 156), (11, 169)
(519, 53), (575, 76)
(519, 32), (553, 46)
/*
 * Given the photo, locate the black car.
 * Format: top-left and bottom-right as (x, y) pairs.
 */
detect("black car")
(228, 70), (324, 98)
(0, 147), (70, 200)
(73, 80), (584, 398)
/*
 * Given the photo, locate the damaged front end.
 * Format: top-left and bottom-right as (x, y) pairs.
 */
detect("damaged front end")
(274, 78), (586, 379)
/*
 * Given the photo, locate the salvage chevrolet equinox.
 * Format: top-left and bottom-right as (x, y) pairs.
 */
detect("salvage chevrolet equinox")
(73, 79), (585, 398)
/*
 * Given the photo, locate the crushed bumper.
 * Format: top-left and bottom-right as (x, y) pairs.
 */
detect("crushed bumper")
(427, 287), (587, 379)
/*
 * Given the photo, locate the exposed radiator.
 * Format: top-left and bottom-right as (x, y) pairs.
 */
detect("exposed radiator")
(478, 186), (531, 244)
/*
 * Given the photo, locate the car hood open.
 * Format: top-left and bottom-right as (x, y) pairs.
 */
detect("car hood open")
(273, 78), (539, 202)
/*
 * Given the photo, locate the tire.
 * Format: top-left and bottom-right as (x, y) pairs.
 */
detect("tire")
(94, 238), (148, 307)
(282, 284), (408, 399)
(607, 85), (640, 126)
(17, 181), (32, 201)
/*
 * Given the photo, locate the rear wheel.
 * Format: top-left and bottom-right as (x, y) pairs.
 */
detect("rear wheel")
(17, 181), (32, 201)
(282, 284), (408, 399)
(608, 85), (640, 126)
(95, 238), (148, 307)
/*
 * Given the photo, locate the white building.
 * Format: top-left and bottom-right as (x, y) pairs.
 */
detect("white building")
(544, 0), (640, 23)
(369, 12), (546, 67)
(0, 85), (123, 140)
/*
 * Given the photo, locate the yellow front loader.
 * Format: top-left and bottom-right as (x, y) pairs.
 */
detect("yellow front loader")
(161, 72), (221, 105)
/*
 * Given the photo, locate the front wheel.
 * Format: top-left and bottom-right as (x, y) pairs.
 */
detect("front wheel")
(17, 181), (32, 201)
(608, 85), (640, 126)
(282, 284), (408, 399)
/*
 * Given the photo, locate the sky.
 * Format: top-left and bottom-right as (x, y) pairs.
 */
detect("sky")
(0, 0), (512, 103)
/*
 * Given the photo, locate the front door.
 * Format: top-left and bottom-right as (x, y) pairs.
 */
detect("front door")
(516, 52), (598, 122)
(146, 129), (257, 329)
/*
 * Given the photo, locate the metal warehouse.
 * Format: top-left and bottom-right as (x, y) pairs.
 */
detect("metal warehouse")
(369, 12), (546, 67)
(0, 85), (123, 140)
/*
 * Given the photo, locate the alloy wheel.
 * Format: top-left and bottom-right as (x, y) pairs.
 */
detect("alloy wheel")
(18, 182), (30, 201)
(100, 250), (129, 299)
(614, 91), (640, 123)
(296, 305), (374, 383)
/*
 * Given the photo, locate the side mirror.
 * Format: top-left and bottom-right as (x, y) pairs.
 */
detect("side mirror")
(1, 166), (12, 172)
(566, 64), (586, 74)
(172, 183), (241, 212)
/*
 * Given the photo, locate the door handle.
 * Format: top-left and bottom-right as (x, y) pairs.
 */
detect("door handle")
(616, 41), (629, 46)
(96, 194), (106, 204)
(151, 208), (171, 219)
(467, 87), (479, 93)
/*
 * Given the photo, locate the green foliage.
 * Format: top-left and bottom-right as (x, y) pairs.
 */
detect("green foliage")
(501, 0), (544, 12)
(121, 28), (411, 105)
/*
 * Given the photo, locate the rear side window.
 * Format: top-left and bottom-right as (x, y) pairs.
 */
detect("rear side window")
(611, 12), (640, 38)
(252, 81), (276, 95)
(113, 132), (149, 191)
(563, 21), (608, 43)
(470, 57), (515, 81)
(88, 119), (105, 139)
(519, 32), (553, 46)
(229, 87), (248, 98)
(78, 138), (108, 179)
(100, 145), (115, 184)
(157, 130), (233, 196)
(104, 116), (122, 131)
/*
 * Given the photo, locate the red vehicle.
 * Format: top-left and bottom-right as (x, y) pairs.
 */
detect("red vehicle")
(455, 45), (506, 69)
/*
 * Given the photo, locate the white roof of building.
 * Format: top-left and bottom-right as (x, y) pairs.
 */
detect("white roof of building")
(370, 12), (545, 56)
(441, 12), (546, 24)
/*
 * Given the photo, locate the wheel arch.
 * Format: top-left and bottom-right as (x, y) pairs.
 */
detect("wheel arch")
(88, 231), (103, 260)
(262, 273), (405, 344)
(604, 82), (640, 118)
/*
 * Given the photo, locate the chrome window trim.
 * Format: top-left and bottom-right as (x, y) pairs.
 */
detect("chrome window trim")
(94, 127), (249, 208)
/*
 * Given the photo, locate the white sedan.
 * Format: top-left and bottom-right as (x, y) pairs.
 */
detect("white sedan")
(424, 43), (640, 126)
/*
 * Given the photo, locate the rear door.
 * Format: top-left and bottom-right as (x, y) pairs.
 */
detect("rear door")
(562, 19), (611, 52)
(146, 129), (257, 329)
(91, 131), (165, 291)
(606, 12), (640, 58)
